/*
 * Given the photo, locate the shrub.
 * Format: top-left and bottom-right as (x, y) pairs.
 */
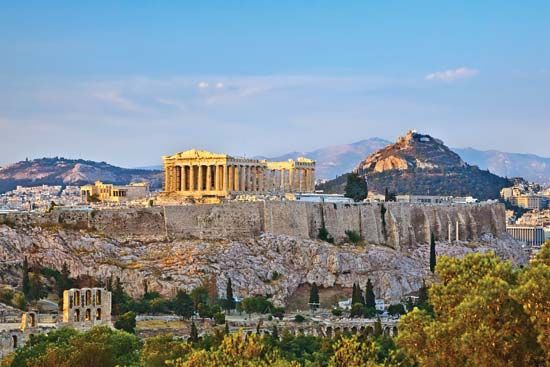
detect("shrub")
(318, 226), (334, 244)
(294, 314), (306, 323)
(331, 307), (343, 317)
(213, 312), (226, 325)
(388, 303), (406, 316)
(345, 230), (362, 244)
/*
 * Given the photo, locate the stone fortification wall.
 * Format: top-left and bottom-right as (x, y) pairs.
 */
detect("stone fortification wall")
(0, 202), (506, 248)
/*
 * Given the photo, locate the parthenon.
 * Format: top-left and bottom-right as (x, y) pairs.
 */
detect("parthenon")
(162, 149), (315, 200)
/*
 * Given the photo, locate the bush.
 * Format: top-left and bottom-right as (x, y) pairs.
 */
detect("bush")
(318, 227), (334, 244)
(331, 307), (343, 317)
(213, 312), (226, 325)
(271, 271), (282, 281)
(387, 303), (406, 316)
(114, 311), (137, 334)
(345, 230), (362, 244)
(294, 314), (306, 323)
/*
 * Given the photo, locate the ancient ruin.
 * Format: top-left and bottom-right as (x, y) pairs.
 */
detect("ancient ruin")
(162, 149), (316, 201)
(0, 288), (111, 358)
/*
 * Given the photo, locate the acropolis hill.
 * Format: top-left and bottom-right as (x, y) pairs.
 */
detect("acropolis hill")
(0, 200), (525, 305)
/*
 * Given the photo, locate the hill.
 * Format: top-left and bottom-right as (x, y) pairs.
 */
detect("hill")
(318, 131), (513, 200)
(0, 157), (163, 193)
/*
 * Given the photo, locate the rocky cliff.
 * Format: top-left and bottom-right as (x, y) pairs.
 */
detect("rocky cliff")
(0, 202), (525, 306)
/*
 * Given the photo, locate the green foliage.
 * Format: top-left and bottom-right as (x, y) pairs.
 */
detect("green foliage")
(239, 296), (274, 315)
(189, 321), (199, 343)
(114, 311), (137, 334)
(351, 283), (364, 306)
(397, 251), (546, 367)
(331, 307), (343, 317)
(429, 232), (436, 273)
(294, 314), (306, 323)
(173, 289), (194, 319)
(365, 279), (376, 309)
(271, 271), (282, 281)
(0, 288), (26, 311)
(308, 283), (320, 310)
(140, 334), (191, 367)
(344, 172), (368, 202)
(318, 226), (334, 244)
(21, 257), (30, 300)
(344, 230), (362, 244)
(350, 303), (365, 318)
(9, 326), (139, 367)
(224, 278), (236, 312)
(387, 304), (406, 316)
(213, 311), (226, 325)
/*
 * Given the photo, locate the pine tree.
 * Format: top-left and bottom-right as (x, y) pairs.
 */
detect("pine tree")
(430, 232), (437, 273)
(190, 321), (199, 343)
(225, 278), (236, 313)
(418, 280), (429, 307)
(374, 316), (383, 336)
(351, 282), (364, 306)
(344, 173), (368, 202)
(173, 290), (194, 319)
(58, 262), (72, 297)
(309, 283), (320, 310)
(365, 279), (376, 309)
(22, 257), (30, 298)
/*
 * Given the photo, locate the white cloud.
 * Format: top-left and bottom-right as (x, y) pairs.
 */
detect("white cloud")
(215, 82), (224, 89)
(197, 81), (209, 89)
(425, 67), (479, 82)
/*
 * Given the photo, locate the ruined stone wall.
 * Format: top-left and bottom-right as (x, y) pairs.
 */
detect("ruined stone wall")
(0, 202), (507, 248)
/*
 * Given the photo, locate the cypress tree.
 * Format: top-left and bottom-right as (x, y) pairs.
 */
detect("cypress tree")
(190, 321), (199, 342)
(224, 322), (230, 335)
(22, 257), (30, 298)
(309, 283), (320, 309)
(225, 278), (236, 313)
(418, 279), (429, 307)
(374, 316), (383, 336)
(365, 279), (376, 309)
(58, 262), (72, 297)
(344, 173), (368, 202)
(430, 232), (437, 273)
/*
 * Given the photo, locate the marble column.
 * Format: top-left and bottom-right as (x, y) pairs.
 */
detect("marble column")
(189, 165), (195, 191)
(206, 165), (212, 191)
(181, 165), (187, 191)
(234, 165), (240, 191)
(228, 165), (234, 191)
(241, 165), (247, 192)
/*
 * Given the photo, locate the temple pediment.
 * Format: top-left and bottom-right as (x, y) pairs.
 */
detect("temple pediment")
(165, 149), (229, 160)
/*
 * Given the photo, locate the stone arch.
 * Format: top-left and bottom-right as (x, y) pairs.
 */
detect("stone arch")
(85, 309), (92, 321)
(326, 326), (333, 338)
(74, 291), (80, 306)
(96, 308), (102, 321)
(29, 312), (36, 327)
(384, 327), (391, 336)
(392, 327), (398, 336)
(365, 326), (374, 336)
(351, 326), (358, 334)
(74, 309), (80, 322)
(96, 290), (102, 305)
(12, 335), (17, 348)
(85, 290), (92, 306)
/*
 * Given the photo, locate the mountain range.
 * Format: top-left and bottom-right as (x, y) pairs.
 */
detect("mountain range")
(0, 157), (162, 194)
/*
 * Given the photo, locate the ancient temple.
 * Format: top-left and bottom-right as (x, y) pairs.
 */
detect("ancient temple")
(162, 149), (315, 200)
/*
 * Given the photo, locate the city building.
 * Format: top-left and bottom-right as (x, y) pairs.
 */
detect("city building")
(506, 225), (546, 246)
(162, 149), (315, 201)
(514, 195), (549, 210)
(80, 181), (149, 203)
(293, 193), (353, 203)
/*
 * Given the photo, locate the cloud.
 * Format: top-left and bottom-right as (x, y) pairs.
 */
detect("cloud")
(92, 90), (143, 112)
(197, 81), (209, 89)
(425, 67), (479, 82)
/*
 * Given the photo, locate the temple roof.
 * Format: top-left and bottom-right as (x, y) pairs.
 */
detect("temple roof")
(164, 149), (231, 160)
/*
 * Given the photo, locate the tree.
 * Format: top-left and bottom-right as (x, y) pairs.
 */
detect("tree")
(58, 262), (72, 297)
(225, 278), (236, 313)
(190, 286), (209, 310)
(344, 173), (368, 202)
(417, 280), (428, 308)
(114, 311), (136, 334)
(397, 252), (545, 367)
(429, 232), (436, 273)
(318, 226), (334, 243)
(373, 317), (383, 337)
(140, 334), (191, 367)
(351, 283), (364, 306)
(173, 290), (194, 319)
(309, 283), (320, 311)
(365, 279), (376, 309)
(189, 321), (199, 343)
(22, 257), (30, 299)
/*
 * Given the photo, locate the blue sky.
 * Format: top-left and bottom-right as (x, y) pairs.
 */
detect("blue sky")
(1, 1), (549, 167)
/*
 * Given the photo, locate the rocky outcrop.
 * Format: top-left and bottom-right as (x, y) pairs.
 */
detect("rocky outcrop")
(0, 223), (526, 306)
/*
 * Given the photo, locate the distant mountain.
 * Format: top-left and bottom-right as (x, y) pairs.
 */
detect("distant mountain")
(260, 138), (391, 180)
(0, 157), (163, 194)
(453, 148), (550, 185)
(318, 131), (512, 200)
